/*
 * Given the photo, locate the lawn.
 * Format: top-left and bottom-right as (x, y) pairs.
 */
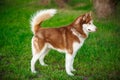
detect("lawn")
(0, 0), (120, 80)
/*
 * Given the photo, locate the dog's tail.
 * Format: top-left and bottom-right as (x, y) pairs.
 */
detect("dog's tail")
(30, 9), (57, 34)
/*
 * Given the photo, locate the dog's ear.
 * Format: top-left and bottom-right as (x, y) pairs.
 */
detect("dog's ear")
(74, 12), (92, 25)
(75, 16), (84, 24)
(75, 18), (80, 24)
(83, 12), (92, 21)
(88, 11), (92, 17)
(83, 13), (88, 21)
(75, 13), (88, 24)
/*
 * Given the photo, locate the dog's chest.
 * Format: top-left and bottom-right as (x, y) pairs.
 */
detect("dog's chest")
(73, 37), (85, 53)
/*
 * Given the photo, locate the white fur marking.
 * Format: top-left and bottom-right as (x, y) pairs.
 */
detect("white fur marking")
(83, 20), (97, 33)
(65, 53), (74, 76)
(39, 49), (49, 66)
(31, 37), (36, 56)
(30, 9), (57, 33)
(31, 41), (48, 73)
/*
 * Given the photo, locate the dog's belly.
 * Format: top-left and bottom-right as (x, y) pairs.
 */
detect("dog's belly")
(47, 43), (67, 53)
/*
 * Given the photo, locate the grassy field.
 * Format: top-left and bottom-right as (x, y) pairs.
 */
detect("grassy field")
(0, 0), (120, 80)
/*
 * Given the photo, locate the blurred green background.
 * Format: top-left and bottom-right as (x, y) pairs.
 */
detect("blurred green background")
(0, 0), (120, 80)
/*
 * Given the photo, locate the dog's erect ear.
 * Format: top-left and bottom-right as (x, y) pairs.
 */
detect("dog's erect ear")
(83, 12), (92, 21)
(83, 13), (88, 21)
(74, 12), (92, 24)
(74, 16), (83, 24)
(75, 13), (88, 24)
(75, 18), (80, 24)
(89, 11), (92, 17)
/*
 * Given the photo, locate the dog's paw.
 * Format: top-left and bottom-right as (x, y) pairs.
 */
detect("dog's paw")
(71, 68), (76, 72)
(43, 64), (48, 66)
(67, 72), (74, 76)
(41, 63), (48, 66)
(32, 70), (37, 73)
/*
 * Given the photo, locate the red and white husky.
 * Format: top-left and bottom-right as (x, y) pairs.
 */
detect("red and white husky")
(30, 9), (97, 76)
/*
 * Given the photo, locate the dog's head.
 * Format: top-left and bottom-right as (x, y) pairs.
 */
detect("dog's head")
(73, 12), (97, 33)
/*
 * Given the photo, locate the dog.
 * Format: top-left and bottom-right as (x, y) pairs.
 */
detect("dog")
(30, 9), (97, 76)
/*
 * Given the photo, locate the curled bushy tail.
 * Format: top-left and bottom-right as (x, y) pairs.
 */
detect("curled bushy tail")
(30, 9), (57, 34)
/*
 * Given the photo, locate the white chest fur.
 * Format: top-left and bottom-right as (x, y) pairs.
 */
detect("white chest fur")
(72, 37), (85, 57)
(71, 28), (86, 56)
(73, 38), (84, 52)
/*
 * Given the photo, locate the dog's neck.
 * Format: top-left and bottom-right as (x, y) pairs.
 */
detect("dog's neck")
(71, 26), (89, 39)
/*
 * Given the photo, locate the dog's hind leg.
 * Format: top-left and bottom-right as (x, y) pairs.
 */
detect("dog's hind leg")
(31, 45), (47, 73)
(39, 48), (50, 66)
(31, 37), (46, 73)
(31, 53), (41, 73)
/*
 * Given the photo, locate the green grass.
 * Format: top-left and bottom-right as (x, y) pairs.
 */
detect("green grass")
(0, 0), (120, 80)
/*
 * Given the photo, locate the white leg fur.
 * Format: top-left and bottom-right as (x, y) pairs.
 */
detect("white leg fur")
(70, 52), (78, 72)
(31, 54), (40, 73)
(31, 48), (47, 73)
(65, 53), (74, 76)
(71, 56), (76, 72)
(39, 49), (50, 66)
(31, 39), (48, 73)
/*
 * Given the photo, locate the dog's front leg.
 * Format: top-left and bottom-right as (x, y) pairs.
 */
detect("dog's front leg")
(71, 56), (76, 72)
(71, 52), (77, 72)
(65, 53), (74, 76)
